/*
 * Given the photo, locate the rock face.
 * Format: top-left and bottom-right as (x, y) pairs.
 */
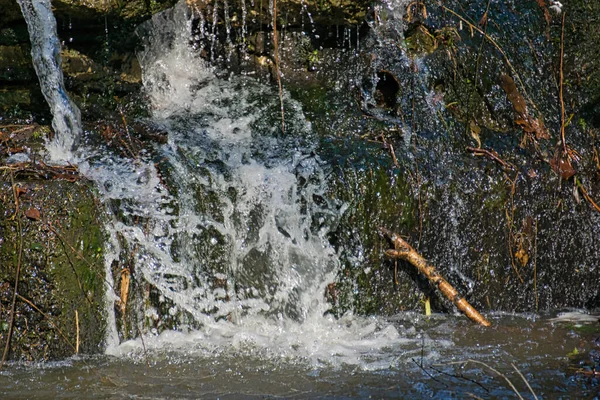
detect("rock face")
(317, 1), (600, 316)
(0, 0), (178, 119)
(1, 0), (600, 361)
(0, 159), (105, 361)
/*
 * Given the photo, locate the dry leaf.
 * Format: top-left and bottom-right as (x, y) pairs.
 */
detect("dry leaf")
(119, 268), (130, 315)
(500, 73), (527, 115)
(469, 120), (482, 148)
(15, 187), (27, 198)
(550, 152), (576, 180)
(25, 207), (41, 220)
(515, 247), (529, 267)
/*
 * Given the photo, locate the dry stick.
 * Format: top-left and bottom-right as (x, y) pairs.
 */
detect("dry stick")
(506, 172), (524, 284)
(380, 227), (491, 327)
(50, 225), (97, 311)
(137, 326), (151, 368)
(0, 173), (24, 370)
(575, 178), (600, 212)
(272, 0), (285, 133)
(533, 219), (538, 311)
(45, 221), (115, 294)
(75, 310), (80, 354)
(559, 12), (566, 154)
(408, 60), (424, 248)
(466, 146), (514, 170)
(465, 0), (492, 147)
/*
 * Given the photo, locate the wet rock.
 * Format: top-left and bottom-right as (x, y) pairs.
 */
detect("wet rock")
(0, 45), (34, 81)
(0, 166), (106, 361)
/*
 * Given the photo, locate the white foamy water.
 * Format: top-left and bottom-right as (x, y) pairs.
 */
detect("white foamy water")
(108, 312), (429, 369)
(82, 0), (426, 368)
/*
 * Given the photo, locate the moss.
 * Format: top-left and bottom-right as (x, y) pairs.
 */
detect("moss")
(325, 149), (423, 316)
(565, 323), (600, 335)
(404, 23), (437, 57)
(0, 178), (106, 361)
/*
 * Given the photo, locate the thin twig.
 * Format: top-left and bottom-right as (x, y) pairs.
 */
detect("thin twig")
(15, 294), (77, 354)
(411, 358), (448, 387)
(272, 0), (285, 133)
(559, 12), (566, 153)
(137, 326), (151, 368)
(427, 363), (490, 394)
(511, 363), (538, 400)
(505, 172), (524, 284)
(434, 359), (525, 400)
(0, 172), (24, 370)
(465, 0), (492, 145)
(442, 6), (537, 114)
(75, 310), (80, 354)
(533, 219), (538, 311)
(467, 146), (514, 170)
(575, 178), (600, 212)
(45, 221), (114, 292)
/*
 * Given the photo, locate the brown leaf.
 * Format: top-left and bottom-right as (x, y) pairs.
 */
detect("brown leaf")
(550, 152), (576, 180)
(15, 187), (27, 198)
(515, 116), (549, 139)
(515, 247), (529, 267)
(25, 207), (41, 220)
(469, 120), (482, 148)
(478, 11), (488, 27)
(534, 0), (552, 26)
(528, 117), (550, 139)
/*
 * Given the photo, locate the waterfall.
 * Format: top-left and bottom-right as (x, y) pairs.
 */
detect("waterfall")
(116, 0), (340, 328)
(15, 0), (421, 368)
(89, 1), (413, 367)
(17, 0), (81, 162)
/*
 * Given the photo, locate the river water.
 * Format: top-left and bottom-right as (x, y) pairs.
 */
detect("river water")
(5, 0), (600, 398)
(1, 312), (598, 398)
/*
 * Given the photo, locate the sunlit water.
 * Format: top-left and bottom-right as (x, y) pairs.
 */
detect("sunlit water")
(1, 313), (598, 398)
(81, 0), (409, 366)
(16, 0), (82, 162)
(7, 0), (600, 398)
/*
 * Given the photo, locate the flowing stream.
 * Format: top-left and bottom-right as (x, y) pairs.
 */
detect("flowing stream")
(3, 0), (599, 398)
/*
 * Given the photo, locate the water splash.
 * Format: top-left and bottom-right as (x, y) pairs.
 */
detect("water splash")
(17, 0), (82, 162)
(94, 1), (416, 367)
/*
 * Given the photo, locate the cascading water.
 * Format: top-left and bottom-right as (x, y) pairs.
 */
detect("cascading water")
(6, 1), (600, 397)
(16, 0), (82, 162)
(76, 1), (423, 367)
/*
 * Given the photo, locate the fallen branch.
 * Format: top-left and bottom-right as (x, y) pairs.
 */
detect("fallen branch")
(379, 227), (491, 327)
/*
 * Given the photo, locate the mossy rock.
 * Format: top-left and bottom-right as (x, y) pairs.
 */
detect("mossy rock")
(0, 45), (34, 81)
(0, 175), (106, 361)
